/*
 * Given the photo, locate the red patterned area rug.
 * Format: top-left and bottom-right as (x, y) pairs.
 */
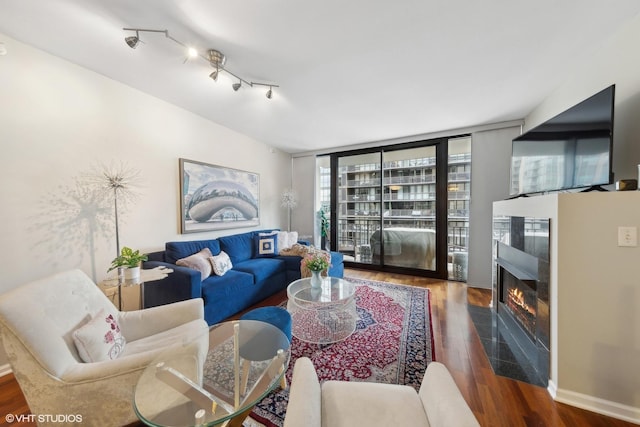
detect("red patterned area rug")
(248, 277), (434, 427)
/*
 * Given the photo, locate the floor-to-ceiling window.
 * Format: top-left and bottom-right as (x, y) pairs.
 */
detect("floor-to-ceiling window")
(447, 136), (471, 281)
(317, 135), (471, 280)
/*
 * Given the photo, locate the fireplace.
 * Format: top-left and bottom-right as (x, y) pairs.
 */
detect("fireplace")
(493, 216), (550, 385)
(502, 270), (536, 339)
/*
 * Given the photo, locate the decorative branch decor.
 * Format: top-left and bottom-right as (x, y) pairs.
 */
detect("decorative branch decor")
(84, 161), (141, 258)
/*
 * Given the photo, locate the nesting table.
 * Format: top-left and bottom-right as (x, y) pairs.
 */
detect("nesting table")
(134, 320), (290, 427)
(286, 276), (357, 344)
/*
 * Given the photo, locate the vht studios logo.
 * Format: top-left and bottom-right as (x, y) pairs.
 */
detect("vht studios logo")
(5, 413), (83, 424)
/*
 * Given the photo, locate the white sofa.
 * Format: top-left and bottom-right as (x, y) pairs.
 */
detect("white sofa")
(0, 269), (209, 427)
(283, 357), (479, 427)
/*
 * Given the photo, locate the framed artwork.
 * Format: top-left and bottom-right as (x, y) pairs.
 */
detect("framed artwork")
(179, 158), (260, 233)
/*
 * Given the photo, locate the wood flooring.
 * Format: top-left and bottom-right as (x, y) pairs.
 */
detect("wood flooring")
(0, 268), (635, 426)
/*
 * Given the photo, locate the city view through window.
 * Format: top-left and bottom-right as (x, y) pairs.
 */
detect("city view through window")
(316, 136), (471, 281)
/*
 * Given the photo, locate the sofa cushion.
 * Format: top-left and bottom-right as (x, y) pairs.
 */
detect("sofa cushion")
(176, 247), (213, 280)
(165, 240), (220, 264)
(276, 255), (304, 273)
(218, 232), (255, 264)
(120, 318), (207, 358)
(73, 308), (126, 363)
(200, 270), (256, 323)
(234, 258), (286, 284)
(255, 232), (278, 258)
(322, 381), (430, 427)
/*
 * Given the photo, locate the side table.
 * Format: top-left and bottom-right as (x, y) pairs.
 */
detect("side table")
(134, 320), (290, 427)
(99, 266), (173, 311)
(286, 276), (357, 344)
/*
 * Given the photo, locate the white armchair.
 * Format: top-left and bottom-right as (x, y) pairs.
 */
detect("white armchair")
(0, 269), (209, 427)
(284, 357), (479, 427)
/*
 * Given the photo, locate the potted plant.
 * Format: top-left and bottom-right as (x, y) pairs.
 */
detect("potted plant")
(108, 246), (148, 281)
(318, 209), (330, 251)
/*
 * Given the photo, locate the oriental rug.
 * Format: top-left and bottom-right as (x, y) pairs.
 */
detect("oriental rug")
(248, 277), (434, 427)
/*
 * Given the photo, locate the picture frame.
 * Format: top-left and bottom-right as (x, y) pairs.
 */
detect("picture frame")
(179, 158), (260, 233)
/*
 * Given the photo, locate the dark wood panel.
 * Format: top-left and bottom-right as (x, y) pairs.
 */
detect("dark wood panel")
(0, 269), (634, 427)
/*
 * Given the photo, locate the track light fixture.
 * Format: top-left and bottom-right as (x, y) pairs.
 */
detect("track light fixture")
(123, 28), (279, 98)
(125, 32), (140, 49)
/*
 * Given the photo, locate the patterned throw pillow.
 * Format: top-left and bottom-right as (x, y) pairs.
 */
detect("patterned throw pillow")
(176, 247), (213, 280)
(73, 308), (126, 363)
(210, 251), (233, 276)
(255, 232), (278, 258)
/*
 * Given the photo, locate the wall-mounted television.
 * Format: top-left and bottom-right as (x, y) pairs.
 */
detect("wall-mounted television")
(510, 85), (615, 197)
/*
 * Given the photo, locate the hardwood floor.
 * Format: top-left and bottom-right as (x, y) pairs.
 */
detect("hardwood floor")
(0, 268), (634, 426)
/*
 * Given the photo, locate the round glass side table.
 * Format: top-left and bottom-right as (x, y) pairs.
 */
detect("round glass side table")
(286, 276), (357, 344)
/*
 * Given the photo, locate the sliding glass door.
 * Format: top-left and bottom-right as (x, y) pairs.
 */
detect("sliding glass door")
(336, 152), (382, 265)
(328, 140), (448, 277)
(379, 145), (437, 270)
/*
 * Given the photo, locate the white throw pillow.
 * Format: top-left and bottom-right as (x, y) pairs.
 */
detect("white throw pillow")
(277, 231), (299, 251)
(73, 308), (126, 363)
(210, 251), (233, 276)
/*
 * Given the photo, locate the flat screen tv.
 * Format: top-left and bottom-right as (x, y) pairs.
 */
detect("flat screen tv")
(510, 85), (615, 196)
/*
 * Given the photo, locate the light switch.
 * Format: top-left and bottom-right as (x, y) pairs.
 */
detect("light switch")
(618, 226), (638, 247)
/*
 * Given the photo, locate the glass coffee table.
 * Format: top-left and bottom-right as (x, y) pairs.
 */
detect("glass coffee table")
(134, 320), (290, 427)
(287, 276), (357, 344)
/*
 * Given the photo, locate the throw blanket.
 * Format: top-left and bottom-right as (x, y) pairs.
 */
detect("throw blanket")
(279, 244), (331, 277)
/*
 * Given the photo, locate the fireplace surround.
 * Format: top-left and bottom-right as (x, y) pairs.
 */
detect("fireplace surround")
(493, 215), (550, 385)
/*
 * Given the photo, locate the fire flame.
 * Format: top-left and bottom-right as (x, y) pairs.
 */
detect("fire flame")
(508, 288), (536, 316)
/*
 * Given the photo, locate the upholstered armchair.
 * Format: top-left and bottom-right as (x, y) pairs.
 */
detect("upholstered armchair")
(284, 357), (479, 427)
(0, 269), (209, 427)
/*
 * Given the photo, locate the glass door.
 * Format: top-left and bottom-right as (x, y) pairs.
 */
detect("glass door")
(336, 152), (382, 265)
(379, 146), (437, 271)
(321, 136), (469, 278)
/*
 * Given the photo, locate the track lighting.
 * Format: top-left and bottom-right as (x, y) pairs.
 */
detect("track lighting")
(124, 30), (140, 49)
(122, 28), (279, 99)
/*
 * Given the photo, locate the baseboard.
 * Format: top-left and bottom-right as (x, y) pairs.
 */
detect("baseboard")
(0, 363), (12, 377)
(547, 379), (557, 398)
(555, 387), (640, 425)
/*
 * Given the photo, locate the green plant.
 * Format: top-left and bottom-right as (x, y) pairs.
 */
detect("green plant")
(318, 209), (329, 238)
(108, 246), (148, 271)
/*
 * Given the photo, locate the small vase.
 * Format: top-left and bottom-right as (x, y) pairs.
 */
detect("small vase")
(310, 270), (322, 289)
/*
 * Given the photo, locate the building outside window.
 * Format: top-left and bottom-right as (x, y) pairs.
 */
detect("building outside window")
(316, 136), (471, 281)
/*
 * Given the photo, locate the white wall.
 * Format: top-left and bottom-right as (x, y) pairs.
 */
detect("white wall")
(494, 192), (640, 424)
(524, 13), (640, 183)
(467, 126), (521, 288)
(291, 155), (316, 239)
(0, 35), (291, 296)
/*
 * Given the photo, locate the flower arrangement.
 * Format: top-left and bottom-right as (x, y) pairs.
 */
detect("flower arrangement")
(303, 252), (330, 272)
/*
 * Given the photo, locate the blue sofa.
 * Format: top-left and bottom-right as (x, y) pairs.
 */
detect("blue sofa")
(142, 229), (344, 325)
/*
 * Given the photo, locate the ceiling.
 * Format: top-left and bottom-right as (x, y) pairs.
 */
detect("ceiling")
(1, 1), (640, 154)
